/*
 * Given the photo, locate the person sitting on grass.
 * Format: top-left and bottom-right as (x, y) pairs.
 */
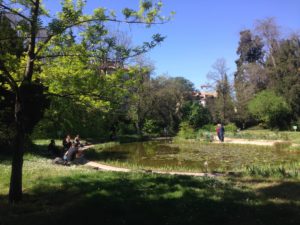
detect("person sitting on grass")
(63, 143), (85, 163)
(74, 134), (83, 147)
(48, 140), (61, 157)
(62, 134), (72, 152)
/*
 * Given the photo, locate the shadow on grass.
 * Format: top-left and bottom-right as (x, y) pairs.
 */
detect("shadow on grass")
(0, 173), (299, 225)
(258, 181), (300, 201)
(0, 154), (12, 165)
(27, 142), (58, 159)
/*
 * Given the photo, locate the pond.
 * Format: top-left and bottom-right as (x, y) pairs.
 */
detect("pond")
(91, 140), (300, 172)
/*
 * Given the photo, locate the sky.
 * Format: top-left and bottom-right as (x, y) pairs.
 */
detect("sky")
(44, 0), (300, 89)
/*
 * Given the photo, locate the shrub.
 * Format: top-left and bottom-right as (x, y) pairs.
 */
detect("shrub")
(248, 90), (291, 129)
(177, 121), (196, 139)
(225, 123), (238, 133)
(201, 124), (216, 132)
(142, 119), (160, 136)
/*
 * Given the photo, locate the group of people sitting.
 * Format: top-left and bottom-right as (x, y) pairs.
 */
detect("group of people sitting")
(48, 134), (86, 164)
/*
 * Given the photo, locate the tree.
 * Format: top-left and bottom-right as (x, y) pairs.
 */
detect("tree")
(127, 66), (154, 135)
(248, 90), (291, 129)
(149, 76), (194, 134)
(0, 0), (170, 203)
(234, 30), (265, 128)
(181, 102), (212, 129)
(207, 58), (234, 123)
(236, 30), (265, 67)
(255, 17), (280, 68)
(268, 35), (300, 121)
(0, 12), (25, 151)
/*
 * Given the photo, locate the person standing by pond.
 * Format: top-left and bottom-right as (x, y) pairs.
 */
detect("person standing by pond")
(219, 124), (225, 142)
(216, 124), (225, 142)
(216, 124), (221, 141)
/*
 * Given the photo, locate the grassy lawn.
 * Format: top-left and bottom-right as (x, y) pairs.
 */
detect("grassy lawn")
(0, 141), (300, 225)
(226, 129), (300, 144)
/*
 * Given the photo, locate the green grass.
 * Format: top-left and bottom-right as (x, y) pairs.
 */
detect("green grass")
(1, 152), (300, 225)
(226, 129), (300, 143)
(1, 139), (299, 225)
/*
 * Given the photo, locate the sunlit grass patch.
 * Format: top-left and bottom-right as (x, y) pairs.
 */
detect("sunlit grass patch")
(245, 163), (299, 178)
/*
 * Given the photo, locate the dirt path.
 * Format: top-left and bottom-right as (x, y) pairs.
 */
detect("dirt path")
(84, 161), (220, 177)
(214, 136), (299, 146)
(219, 137), (279, 146)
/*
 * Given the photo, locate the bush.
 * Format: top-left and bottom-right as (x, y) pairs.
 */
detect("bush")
(201, 124), (216, 132)
(142, 119), (161, 136)
(177, 121), (196, 139)
(181, 102), (212, 129)
(117, 122), (136, 136)
(248, 90), (291, 129)
(225, 123), (238, 133)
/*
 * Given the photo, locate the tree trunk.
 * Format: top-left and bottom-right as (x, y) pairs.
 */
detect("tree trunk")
(135, 121), (141, 135)
(8, 97), (24, 203)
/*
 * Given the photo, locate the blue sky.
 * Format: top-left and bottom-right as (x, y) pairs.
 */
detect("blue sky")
(44, 0), (300, 89)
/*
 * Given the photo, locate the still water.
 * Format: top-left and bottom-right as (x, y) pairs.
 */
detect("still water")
(94, 141), (300, 172)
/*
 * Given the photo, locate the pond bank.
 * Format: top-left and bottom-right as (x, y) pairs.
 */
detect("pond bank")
(84, 160), (222, 177)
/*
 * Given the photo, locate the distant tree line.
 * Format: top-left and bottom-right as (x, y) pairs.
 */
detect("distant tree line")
(205, 18), (300, 130)
(234, 18), (300, 130)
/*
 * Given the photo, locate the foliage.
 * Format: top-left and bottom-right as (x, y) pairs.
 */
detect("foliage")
(225, 123), (238, 133)
(177, 121), (196, 139)
(206, 59), (235, 123)
(235, 29), (264, 66)
(142, 119), (161, 136)
(233, 21), (300, 130)
(248, 90), (291, 129)
(182, 101), (212, 129)
(146, 76), (195, 134)
(0, 0), (172, 202)
(268, 36), (300, 120)
(201, 124), (216, 132)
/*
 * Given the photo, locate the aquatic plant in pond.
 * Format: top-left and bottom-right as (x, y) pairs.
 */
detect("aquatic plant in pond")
(87, 140), (300, 173)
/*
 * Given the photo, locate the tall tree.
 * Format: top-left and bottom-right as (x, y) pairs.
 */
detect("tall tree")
(255, 17), (280, 68)
(0, 0), (169, 203)
(268, 35), (300, 121)
(150, 76), (194, 133)
(234, 30), (265, 128)
(207, 59), (234, 123)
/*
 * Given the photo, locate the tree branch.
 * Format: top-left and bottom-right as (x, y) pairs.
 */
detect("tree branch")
(0, 3), (31, 22)
(0, 59), (19, 93)
(35, 16), (166, 57)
